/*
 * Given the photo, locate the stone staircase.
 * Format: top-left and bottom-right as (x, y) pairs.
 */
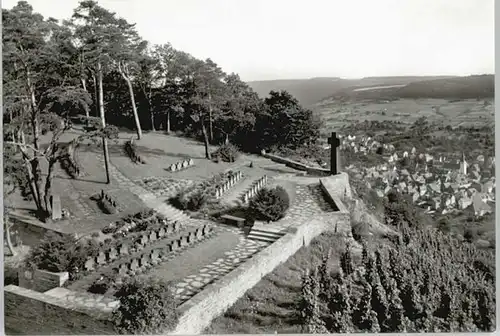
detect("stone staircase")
(246, 224), (287, 244)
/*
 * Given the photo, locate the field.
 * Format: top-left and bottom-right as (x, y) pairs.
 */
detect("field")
(314, 97), (494, 132)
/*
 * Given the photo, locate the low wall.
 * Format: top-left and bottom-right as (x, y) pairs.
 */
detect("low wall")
(171, 214), (348, 335)
(18, 268), (69, 292)
(4, 285), (115, 335)
(261, 151), (331, 176)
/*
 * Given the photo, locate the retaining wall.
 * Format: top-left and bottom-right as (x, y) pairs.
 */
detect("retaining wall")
(260, 151), (331, 176)
(18, 268), (69, 292)
(4, 285), (115, 335)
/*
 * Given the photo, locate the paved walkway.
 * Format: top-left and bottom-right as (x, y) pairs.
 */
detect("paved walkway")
(173, 234), (268, 303)
(43, 287), (118, 316)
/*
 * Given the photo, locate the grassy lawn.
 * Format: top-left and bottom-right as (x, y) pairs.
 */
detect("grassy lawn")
(205, 231), (346, 334)
(142, 229), (241, 283)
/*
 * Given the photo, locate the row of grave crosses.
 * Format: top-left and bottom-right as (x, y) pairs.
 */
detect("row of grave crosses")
(170, 158), (195, 172)
(242, 175), (268, 203)
(215, 171), (243, 198)
(85, 224), (213, 272)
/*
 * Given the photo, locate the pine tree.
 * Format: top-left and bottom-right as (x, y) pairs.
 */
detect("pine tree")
(340, 244), (354, 275)
(370, 277), (389, 331)
(352, 280), (375, 331)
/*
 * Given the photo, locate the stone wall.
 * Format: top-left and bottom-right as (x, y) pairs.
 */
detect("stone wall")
(4, 285), (115, 335)
(171, 215), (349, 334)
(261, 151), (331, 176)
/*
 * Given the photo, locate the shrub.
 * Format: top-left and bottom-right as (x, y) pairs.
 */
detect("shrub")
(170, 189), (208, 211)
(351, 221), (370, 241)
(213, 143), (240, 162)
(248, 186), (290, 222)
(26, 232), (100, 275)
(88, 274), (114, 294)
(112, 278), (179, 334)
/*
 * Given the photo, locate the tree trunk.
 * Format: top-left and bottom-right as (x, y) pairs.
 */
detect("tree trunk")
(119, 64), (142, 140)
(98, 62), (111, 184)
(93, 74), (99, 117)
(43, 159), (57, 214)
(201, 121), (211, 160)
(166, 110), (171, 133)
(81, 78), (90, 124)
(125, 78), (142, 140)
(4, 223), (16, 257)
(208, 92), (213, 143)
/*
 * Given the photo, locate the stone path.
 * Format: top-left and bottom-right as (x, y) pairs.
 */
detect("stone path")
(96, 154), (194, 225)
(173, 233), (268, 303)
(133, 177), (194, 198)
(44, 287), (118, 315)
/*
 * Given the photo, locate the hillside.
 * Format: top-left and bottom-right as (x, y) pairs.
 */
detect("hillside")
(327, 74), (494, 101)
(247, 75), (463, 107)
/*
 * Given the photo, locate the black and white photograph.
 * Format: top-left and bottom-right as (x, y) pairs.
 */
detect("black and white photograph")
(2, 0), (496, 334)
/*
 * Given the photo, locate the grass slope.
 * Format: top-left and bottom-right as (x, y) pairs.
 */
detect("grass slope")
(205, 232), (346, 334)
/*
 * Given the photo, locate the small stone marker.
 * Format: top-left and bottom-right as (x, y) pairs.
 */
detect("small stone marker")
(149, 231), (157, 242)
(177, 238), (184, 247)
(139, 235), (148, 246)
(96, 251), (106, 265)
(151, 249), (160, 262)
(188, 158), (194, 166)
(196, 228), (203, 239)
(166, 223), (173, 234)
(118, 243), (129, 255)
(118, 264), (128, 275)
(176, 162), (183, 171)
(130, 259), (139, 271)
(158, 227), (166, 238)
(166, 243), (173, 252)
(140, 254), (150, 267)
(107, 247), (117, 261)
(202, 224), (210, 236)
(84, 258), (95, 271)
(173, 221), (179, 231)
(51, 195), (62, 220)
(243, 194), (249, 203)
(170, 163), (177, 172)
(182, 160), (189, 168)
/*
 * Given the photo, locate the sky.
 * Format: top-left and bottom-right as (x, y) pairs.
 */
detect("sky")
(2, 0), (495, 81)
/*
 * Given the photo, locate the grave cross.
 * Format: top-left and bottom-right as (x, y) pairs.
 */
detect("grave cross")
(327, 132), (341, 175)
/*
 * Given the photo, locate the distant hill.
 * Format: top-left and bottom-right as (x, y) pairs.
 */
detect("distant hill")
(326, 75), (494, 101)
(247, 77), (346, 107)
(246, 75), (478, 107)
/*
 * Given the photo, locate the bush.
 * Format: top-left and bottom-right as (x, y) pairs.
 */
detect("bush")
(351, 221), (370, 241)
(170, 189), (208, 211)
(112, 278), (179, 334)
(248, 186), (290, 222)
(26, 232), (100, 275)
(88, 274), (114, 294)
(213, 143), (240, 162)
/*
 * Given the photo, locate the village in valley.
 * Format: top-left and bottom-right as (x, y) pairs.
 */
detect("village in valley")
(3, 0), (496, 335)
(338, 134), (495, 218)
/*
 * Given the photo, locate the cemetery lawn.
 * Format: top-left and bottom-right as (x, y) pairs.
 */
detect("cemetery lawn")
(143, 229), (241, 282)
(205, 232), (346, 334)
